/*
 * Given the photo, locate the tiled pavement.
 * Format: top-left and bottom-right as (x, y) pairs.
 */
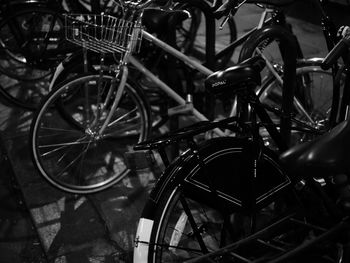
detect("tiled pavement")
(0, 2), (349, 263)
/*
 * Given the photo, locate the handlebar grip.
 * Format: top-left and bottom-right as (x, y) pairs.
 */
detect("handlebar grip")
(321, 38), (350, 70)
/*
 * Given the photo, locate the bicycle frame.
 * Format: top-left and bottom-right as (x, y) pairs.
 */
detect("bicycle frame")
(47, 6), (303, 142)
(48, 21), (295, 139)
(50, 0), (344, 148)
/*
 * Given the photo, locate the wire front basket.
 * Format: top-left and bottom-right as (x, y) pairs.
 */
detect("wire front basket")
(65, 13), (143, 55)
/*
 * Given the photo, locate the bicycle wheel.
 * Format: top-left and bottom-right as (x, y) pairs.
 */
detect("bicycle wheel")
(174, 0), (237, 70)
(31, 73), (151, 194)
(0, 6), (68, 74)
(134, 137), (302, 262)
(239, 25), (343, 146)
(0, 5), (69, 109)
(258, 60), (345, 148)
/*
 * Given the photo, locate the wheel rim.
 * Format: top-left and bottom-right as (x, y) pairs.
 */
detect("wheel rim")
(32, 75), (149, 193)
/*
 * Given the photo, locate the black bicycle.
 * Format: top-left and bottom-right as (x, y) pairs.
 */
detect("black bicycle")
(128, 44), (302, 262)
(132, 29), (350, 262)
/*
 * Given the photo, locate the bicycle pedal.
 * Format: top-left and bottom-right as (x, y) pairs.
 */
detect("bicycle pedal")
(168, 103), (193, 116)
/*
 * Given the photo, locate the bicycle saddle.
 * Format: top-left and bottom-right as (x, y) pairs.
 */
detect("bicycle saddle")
(205, 56), (265, 96)
(280, 120), (350, 176)
(142, 8), (189, 34)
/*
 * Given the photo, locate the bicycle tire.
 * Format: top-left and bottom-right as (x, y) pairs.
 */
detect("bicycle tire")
(174, 0), (237, 70)
(258, 59), (345, 148)
(239, 24), (343, 147)
(134, 137), (302, 263)
(0, 5), (69, 110)
(0, 6), (68, 76)
(30, 73), (151, 194)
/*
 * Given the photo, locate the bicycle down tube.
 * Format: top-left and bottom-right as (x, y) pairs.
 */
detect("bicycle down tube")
(127, 31), (226, 137)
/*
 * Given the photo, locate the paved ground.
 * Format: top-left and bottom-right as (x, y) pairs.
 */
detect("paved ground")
(0, 1), (349, 263)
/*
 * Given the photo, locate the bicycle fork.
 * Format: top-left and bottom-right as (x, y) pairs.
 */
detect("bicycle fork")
(96, 64), (128, 137)
(83, 55), (129, 138)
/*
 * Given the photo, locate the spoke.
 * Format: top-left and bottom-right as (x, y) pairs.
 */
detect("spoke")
(55, 140), (92, 180)
(107, 107), (139, 127)
(102, 123), (140, 138)
(75, 139), (92, 185)
(38, 126), (83, 134)
(56, 137), (90, 165)
(38, 135), (90, 157)
(39, 139), (90, 149)
(152, 241), (203, 254)
(197, 206), (221, 244)
(180, 195), (209, 254)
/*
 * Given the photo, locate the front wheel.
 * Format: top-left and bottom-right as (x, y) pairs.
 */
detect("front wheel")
(134, 137), (302, 262)
(30, 73), (151, 194)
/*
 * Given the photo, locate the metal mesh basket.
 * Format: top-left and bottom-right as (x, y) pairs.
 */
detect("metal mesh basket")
(65, 13), (143, 54)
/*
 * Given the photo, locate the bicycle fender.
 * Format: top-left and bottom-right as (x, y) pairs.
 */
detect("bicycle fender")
(135, 137), (291, 263)
(49, 52), (84, 91)
(141, 137), (291, 220)
(49, 62), (64, 92)
(141, 147), (197, 219)
(134, 148), (195, 263)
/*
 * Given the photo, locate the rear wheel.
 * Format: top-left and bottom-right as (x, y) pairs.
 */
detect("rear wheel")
(136, 137), (302, 262)
(237, 26), (339, 148)
(258, 61), (343, 148)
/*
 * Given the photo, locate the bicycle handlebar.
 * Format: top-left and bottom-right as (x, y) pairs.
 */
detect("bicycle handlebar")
(321, 33), (350, 70)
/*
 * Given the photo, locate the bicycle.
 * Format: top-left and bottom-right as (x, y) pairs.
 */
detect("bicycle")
(0, 0), (152, 110)
(238, 0), (347, 136)
(44, 0), (303, 139)
(46, 0), (341, 145)
(0, 0), (100, 110)
(132, 31), (350, 263)
(29, 0), (303, 194)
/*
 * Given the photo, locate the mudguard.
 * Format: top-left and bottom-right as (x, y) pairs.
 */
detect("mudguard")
(141, 137), (291, 220)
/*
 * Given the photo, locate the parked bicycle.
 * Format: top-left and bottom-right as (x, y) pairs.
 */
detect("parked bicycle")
(46, 0), (342, 146)
(237, 0), (349, 147)
(29, 0), (303, 194)
(0, 0), (236, 112)
(132, 28), (350, 263)
(0, 0), (110, 110)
